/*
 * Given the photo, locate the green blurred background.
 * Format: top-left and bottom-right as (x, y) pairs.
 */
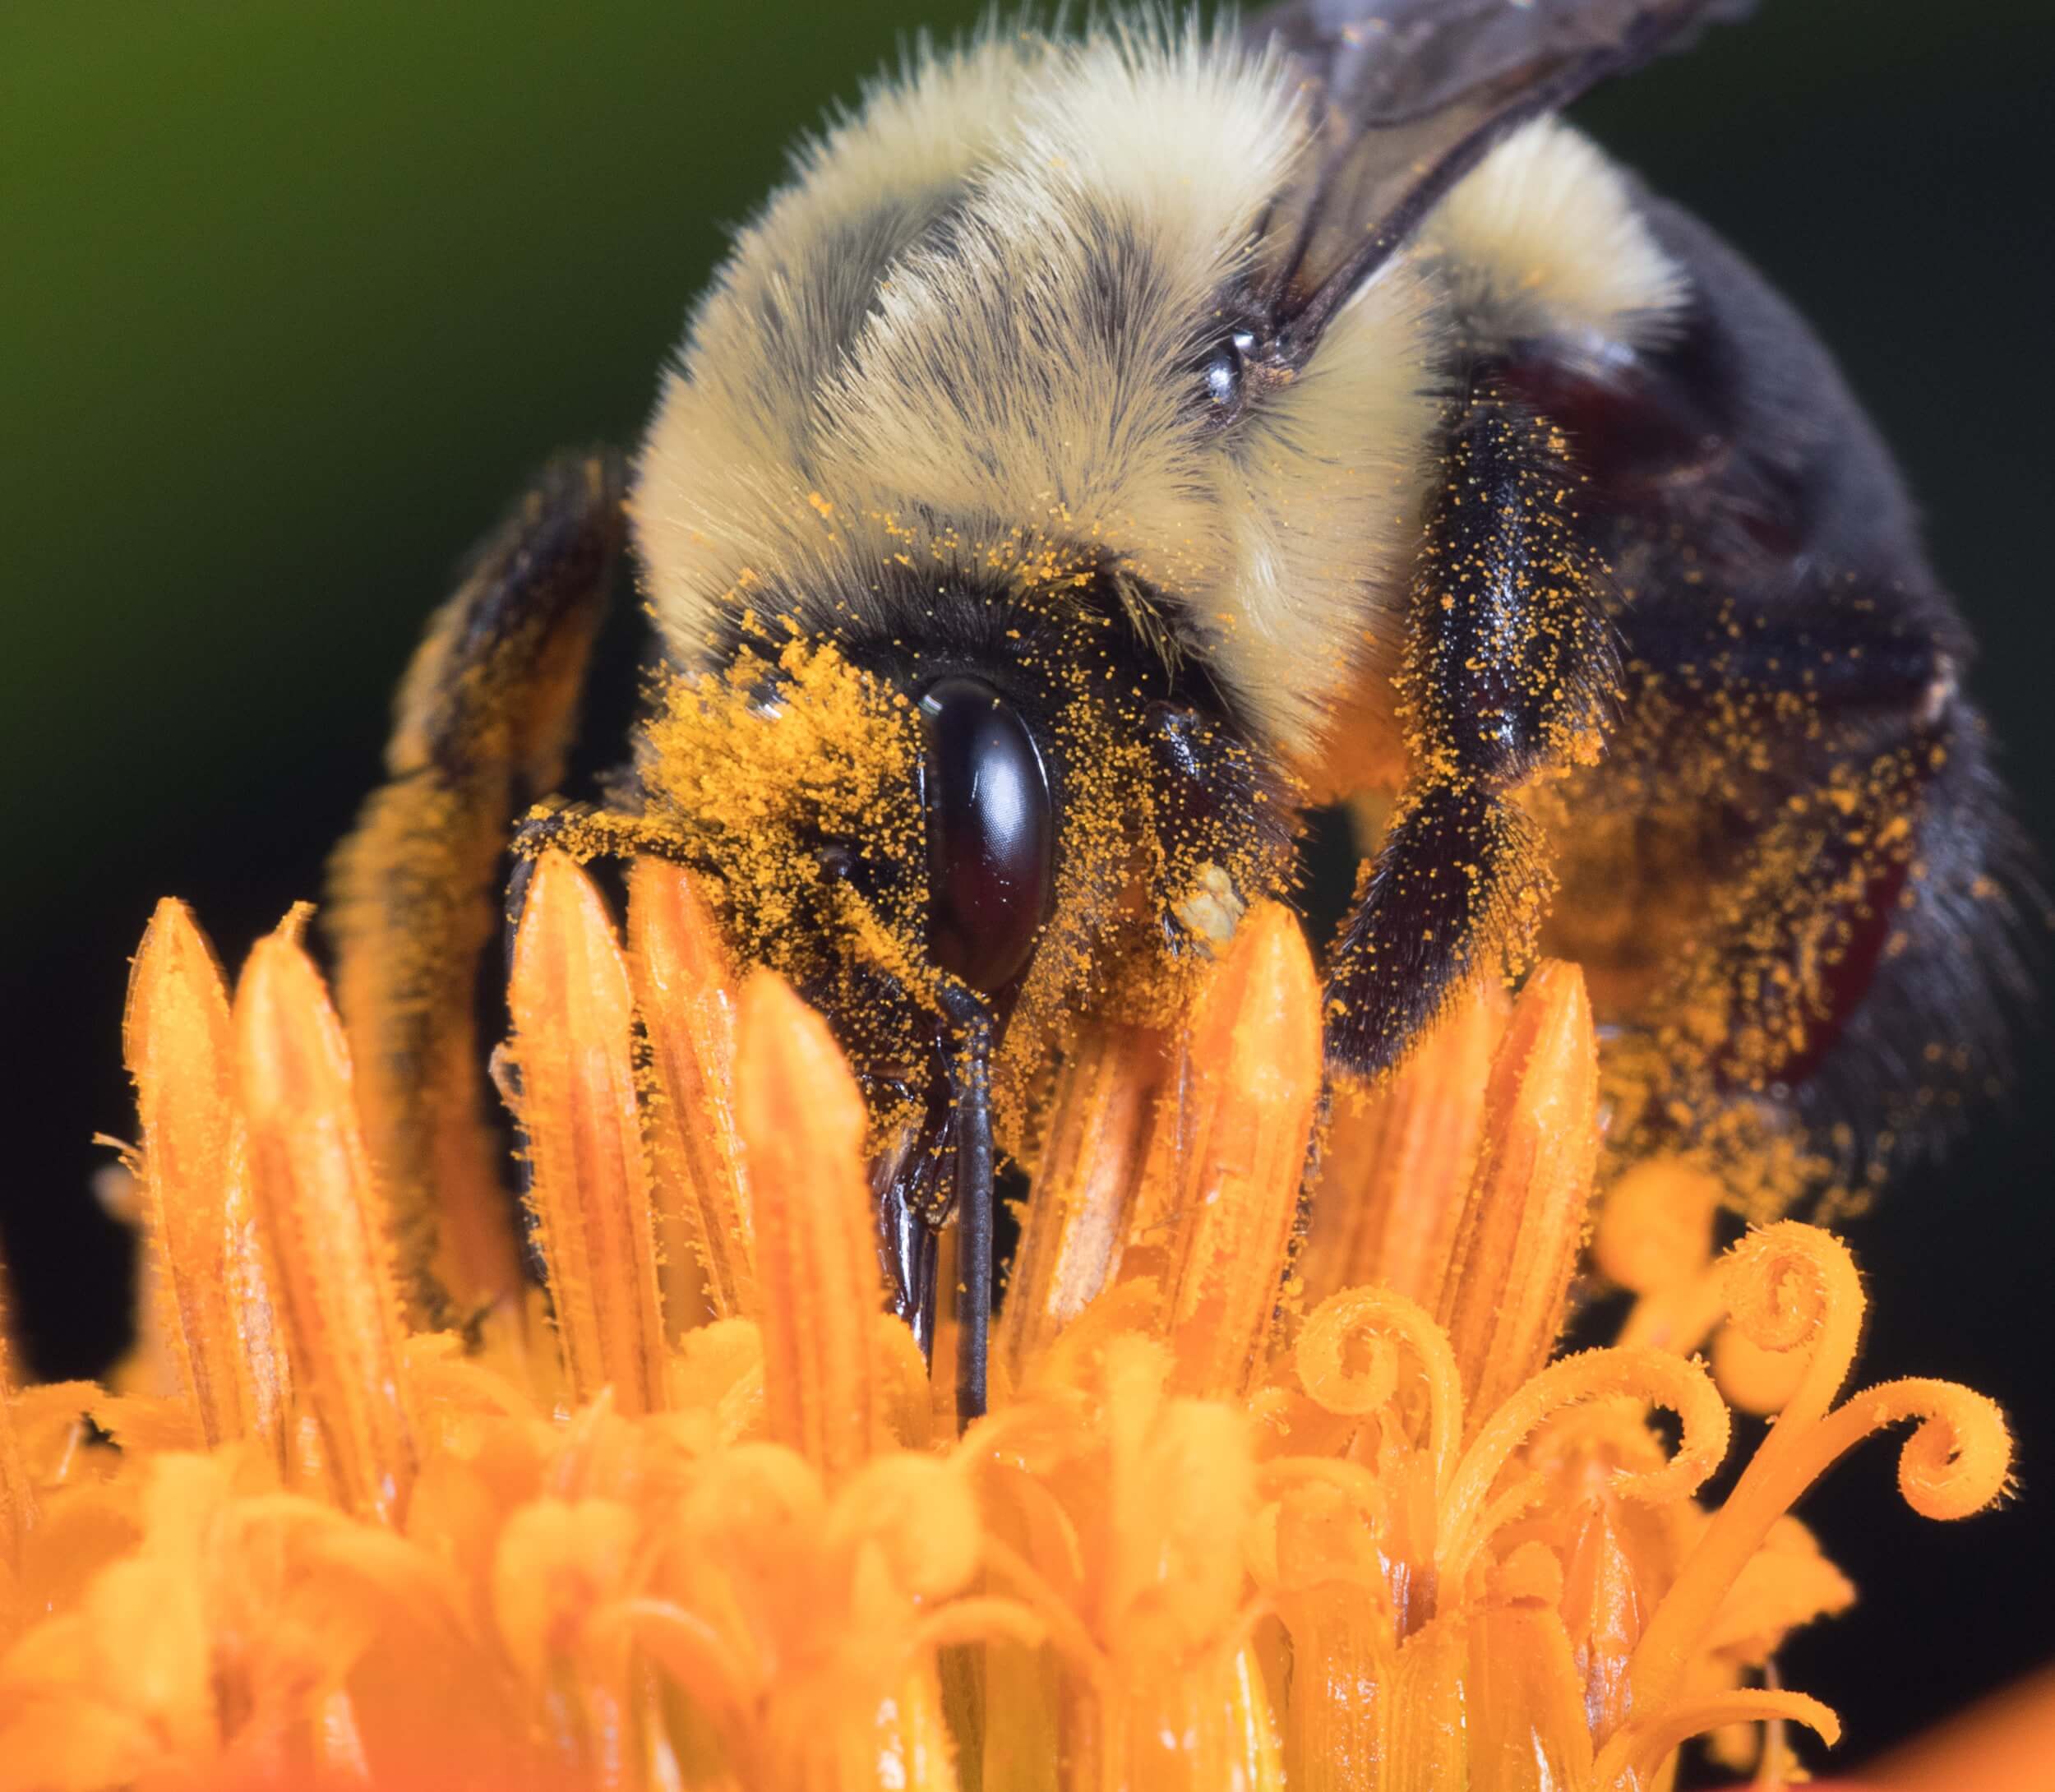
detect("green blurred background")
(3, 0), (2050, 1770)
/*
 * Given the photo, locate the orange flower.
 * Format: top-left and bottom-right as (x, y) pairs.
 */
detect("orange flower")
(0, 861), (2015, 1790)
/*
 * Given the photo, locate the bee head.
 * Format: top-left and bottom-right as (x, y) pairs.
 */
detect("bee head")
(607, 589), (1294, 1150)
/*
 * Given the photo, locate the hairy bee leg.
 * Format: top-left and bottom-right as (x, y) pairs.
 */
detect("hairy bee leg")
(1326, 778), (1550, 1074)
(330, 450), (627, 1324)
(1325, 390), (1612, 1078)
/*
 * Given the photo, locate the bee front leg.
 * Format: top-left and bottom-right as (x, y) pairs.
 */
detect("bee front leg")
(1325, 391), (1613, 1078)
(330, 450), (627, 1324)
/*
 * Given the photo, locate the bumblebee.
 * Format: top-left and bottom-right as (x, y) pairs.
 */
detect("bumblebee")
(333, 1), (2030, 1416)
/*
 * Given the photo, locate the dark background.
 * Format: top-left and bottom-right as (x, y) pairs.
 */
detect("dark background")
(2, 0), (2048, 1770)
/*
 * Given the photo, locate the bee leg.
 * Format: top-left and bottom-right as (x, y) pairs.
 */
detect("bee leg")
(1325, 778), (1551, 1076)
(878, 1172), (940, 1360)
(871, 982), (993, 1421)
(330, 450), (627, 1325)
(1325, 390), (1612, 1078)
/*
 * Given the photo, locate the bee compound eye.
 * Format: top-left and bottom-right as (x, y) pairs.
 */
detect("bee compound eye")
(917, 676), (1055, 995)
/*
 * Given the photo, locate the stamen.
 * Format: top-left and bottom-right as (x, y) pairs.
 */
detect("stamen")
(1302, 978), (1507, 1309)
(1435, 960), (1600, 1431)
(507, 852), (669, 1416)
(1150, 903), (1323, 1398)
(732, 969), (886, 1480)
(124, 900), (286, 1455)
(626, 858), (755, 1323)
(1001, 1025), (1171, 1383)
(233, 914), (416, 1522)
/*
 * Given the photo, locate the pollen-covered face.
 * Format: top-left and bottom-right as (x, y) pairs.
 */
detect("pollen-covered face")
(604, 600), (1294, 1161)
(613, 21), (1435, 1170)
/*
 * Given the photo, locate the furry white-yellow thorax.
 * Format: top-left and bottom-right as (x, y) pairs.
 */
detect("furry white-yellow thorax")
(632, 18), (1679, 770)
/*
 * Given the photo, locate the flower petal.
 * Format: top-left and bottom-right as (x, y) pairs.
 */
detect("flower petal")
(125, 898), (287, 1455)
(1436, 960), (1600, 1433)
(1148, 903), (1323, 1400)
(1302, 977), (1507, 1310)
(235, 912), (417, 1522)
(628, 857), (755, 1326)
(732, 969), (886, 1480)
(508, 852), (670, 1416)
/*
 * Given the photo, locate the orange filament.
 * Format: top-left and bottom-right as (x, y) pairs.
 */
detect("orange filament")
(628, 858), (757, 1325)
(508, 852), (669, 1416)
(1149, 903), (1323, 1399)
(1305, 977), (1508, 1309)
(732, 970), (887, 1482)
(233, 914), (416, 1523)
(123, 899), (286, 1457)
(1435, 959), (1601, 1432)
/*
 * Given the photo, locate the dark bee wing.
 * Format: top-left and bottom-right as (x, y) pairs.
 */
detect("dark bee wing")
(1242, 0), (1753, 345)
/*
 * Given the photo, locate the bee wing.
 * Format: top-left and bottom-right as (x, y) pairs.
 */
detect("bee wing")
(1243, 0), (1752, 343)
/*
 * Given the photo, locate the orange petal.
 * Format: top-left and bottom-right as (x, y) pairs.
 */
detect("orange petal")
(1465, 1600), (1596, 1791)
(1151, 903), (1323, 1399)
(628, 857), (755, 1326)
(732, 969), (884, 1480)
(1558, 1501), (1645, 1747)
(1382, 1612), (1467, 1790)
(508, 852), (670, 1416)
(1435, 960), (1600, 1431)
(1098, 1333), (1257, 1660)
(1301, 977), (1507, 1310)
(1000, 1022), (1171, 1383)
(234, 912), (416, 1522)
(492, 1497), (640, 1688)
(1271, 1480), (1396, 1790)
(1704, 1515), (1854, 1660)
(124, 899), (288, 1455)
